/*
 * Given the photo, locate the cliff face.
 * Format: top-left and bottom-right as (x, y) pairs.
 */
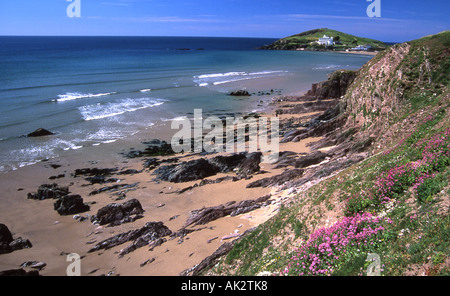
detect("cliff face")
(325, 31), (450, 154)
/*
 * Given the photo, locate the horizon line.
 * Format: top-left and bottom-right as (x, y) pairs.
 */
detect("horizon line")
(0, 34), (403, 43)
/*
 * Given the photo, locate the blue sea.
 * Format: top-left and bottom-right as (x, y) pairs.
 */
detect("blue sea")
(0, 36), (373, 173)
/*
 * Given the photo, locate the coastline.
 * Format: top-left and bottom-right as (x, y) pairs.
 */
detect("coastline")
(0, 78), (323, 275)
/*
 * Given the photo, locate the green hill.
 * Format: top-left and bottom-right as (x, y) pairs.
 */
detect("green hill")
(262, 28), (388, 51)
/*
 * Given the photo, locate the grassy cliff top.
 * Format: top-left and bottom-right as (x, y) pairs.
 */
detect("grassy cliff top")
(263, 28), (388, 51)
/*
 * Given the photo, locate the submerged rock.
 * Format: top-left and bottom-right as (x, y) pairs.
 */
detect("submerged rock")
(27, 128), (54, 137)
(229, 90), (251, 96)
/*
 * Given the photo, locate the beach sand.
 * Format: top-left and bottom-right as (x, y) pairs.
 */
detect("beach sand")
(0, 88), (323, 276)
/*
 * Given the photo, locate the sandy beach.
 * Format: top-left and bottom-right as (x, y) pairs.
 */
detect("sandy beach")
(0, 85), (324, 276)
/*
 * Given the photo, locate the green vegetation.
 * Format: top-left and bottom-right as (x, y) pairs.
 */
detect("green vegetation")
(263, 28), (387, 51)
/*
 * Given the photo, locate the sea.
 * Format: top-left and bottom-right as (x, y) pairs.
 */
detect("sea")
(0, 36), (373, 173)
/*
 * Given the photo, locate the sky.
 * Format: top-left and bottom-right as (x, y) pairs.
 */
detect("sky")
(0, 0), (448, 42)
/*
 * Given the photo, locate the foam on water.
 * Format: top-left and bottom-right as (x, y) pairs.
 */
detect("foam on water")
(194, 70), (289, 86)
(78, 98), (165, 121)
(55, 92), (117, 102)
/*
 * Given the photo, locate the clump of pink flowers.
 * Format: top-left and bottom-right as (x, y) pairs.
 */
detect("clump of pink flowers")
(348, 128), (450, 212)
(283, 213), (392, 276)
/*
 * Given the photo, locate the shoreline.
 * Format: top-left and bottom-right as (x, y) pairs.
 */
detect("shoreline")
(0, 80), (320, 275)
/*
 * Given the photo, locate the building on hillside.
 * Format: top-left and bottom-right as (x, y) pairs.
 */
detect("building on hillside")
(317, 35), (334, 46)
(350, 44), (373, 51)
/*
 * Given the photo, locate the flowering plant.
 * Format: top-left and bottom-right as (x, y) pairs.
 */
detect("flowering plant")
(283, 213), (392, 276)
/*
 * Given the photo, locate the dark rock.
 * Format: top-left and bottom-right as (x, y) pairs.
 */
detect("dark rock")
(88, 221), (172, 255)
(184, 194), (271, 227)
(0, 224), (13, 254)
(74, 167), (118, 177)
(9, 237), (32, 251)
(273, 151), (299, 169)
(84, 176), (119, 185)
(20, 261), (46, 270)
(123, 139), (175, 158)
(229, 90), (251, 96)
(140, 258), (156, 267)
(246, 169), (304, 188)
(88, 183), (139, 196)
(54, 194), (90, 216)
(148, 238), (166, 251)
(312, 70), (356, 100)
(27, 128), (54, 137)
(153, 158), (218, 183)
(91, 199), (144, 227)
(208, 153), (247, 173)
(27, 183), (70, 200)
(295, 151), (328, 168)
(117, 169), (141, 175)
(49, 174), (65, 180)
(0, 269), (40, 276)
(235, 152), (262, 177)
(1, 224), (33, 254)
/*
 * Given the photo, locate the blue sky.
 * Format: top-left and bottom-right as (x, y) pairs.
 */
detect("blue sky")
(0, 0), (448, 42)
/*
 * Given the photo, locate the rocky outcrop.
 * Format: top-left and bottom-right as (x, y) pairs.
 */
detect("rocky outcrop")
(307, 70), (357, 100)
(88, 222), (172, 256)
(153, 158), (218, 183)
(90, 199), (144, 227)
(0, 224), (13, 254)
(54, 194), (90, 216)
(246, 169), (304, 188)
(27, 183), (70, 200)
(0, 224), (32, 254)
(184, 194), (272, 227)
(235, 152), (262, 177)
(295, 151), (328, 168)
(88, 183), (139, 196)
(122, 139), (175, 158)
(153, 152), (262, 183)
(208, 153), (247, 173)
(73, 167), (119, 185)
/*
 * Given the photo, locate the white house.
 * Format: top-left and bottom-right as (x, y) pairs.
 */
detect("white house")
(351, 44), (373, 51)
(317, 35), (334, 46)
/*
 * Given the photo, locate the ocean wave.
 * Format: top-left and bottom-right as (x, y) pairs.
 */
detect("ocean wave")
(78, 98), (165, 121)
(312, 65), (350, 70)
(140, 89), (152, 93)
(54, 92), (117, 102)
(194, 70), (288, 86)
